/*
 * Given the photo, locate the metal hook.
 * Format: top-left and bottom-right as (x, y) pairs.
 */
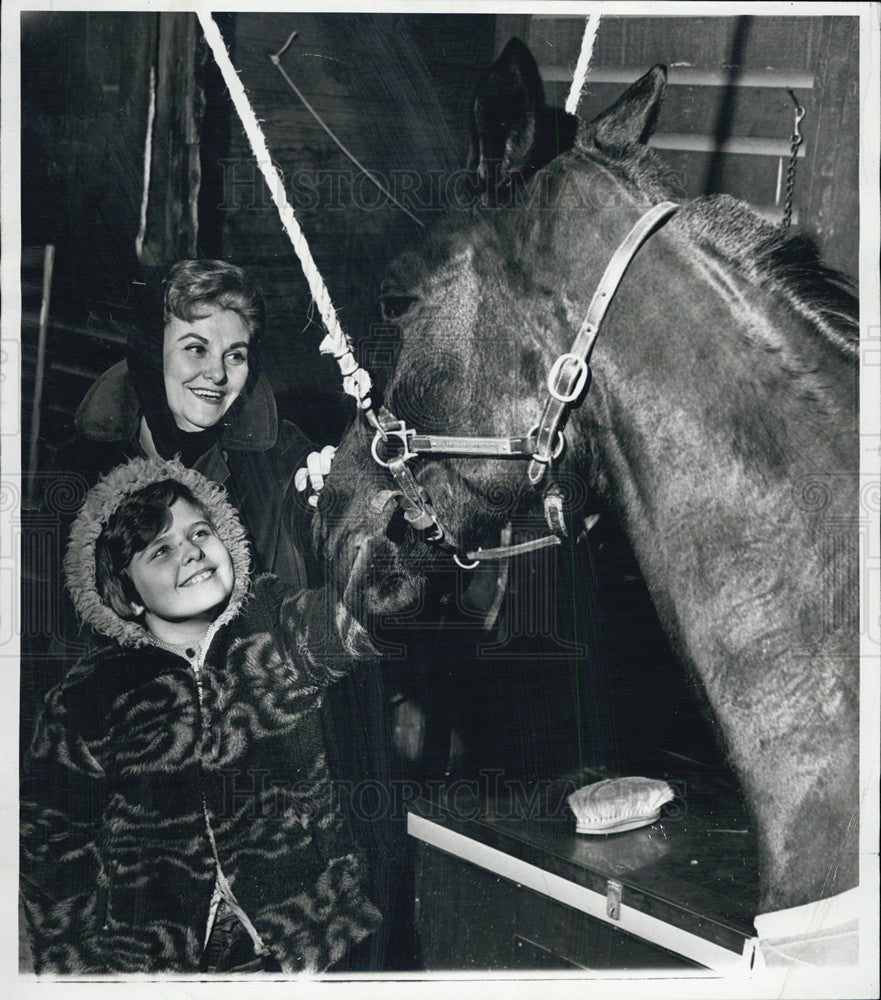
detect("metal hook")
(787, 89), (805, 140)
(453, 552), (481, 570)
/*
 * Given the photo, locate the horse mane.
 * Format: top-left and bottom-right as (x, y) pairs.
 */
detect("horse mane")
(577, 139), (859, 358)
(675, 195), (859, 357)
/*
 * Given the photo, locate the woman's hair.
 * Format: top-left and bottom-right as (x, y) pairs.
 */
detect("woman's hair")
(95, 479), (214, 619)
(163, 259), (265, 344)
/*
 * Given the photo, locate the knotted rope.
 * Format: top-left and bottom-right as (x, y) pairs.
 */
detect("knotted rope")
(196, 9), (375, 413)
(135, 65), (156, 262)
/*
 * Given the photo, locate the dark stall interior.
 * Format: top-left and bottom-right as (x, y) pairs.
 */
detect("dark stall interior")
(18, 11), (860, 973)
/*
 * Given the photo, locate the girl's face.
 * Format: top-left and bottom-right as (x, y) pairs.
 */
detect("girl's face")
(127, 498), (234, 633)
(162, 306), (251, 432)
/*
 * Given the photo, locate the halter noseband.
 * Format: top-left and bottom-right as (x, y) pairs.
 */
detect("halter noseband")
(369, 201), (680, 568)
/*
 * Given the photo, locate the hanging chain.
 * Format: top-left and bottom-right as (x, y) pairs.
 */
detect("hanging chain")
(782, 90), (805, 228)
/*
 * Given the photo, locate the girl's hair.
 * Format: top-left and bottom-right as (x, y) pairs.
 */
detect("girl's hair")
(163, 259), (265, 345)
(95, 479), (213, 620)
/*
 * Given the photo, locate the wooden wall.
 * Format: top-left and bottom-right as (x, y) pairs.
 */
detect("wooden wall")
(21, 12), (154, 317)
(498, 13), (859, 278)
(213, 14), (496, 440)
(20, 12), (157, 462)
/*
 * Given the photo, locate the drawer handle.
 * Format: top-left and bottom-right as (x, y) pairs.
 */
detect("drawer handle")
(606, 880), (622, 921)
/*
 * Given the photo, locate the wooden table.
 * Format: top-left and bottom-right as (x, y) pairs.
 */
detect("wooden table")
(409, 760), (760, 972)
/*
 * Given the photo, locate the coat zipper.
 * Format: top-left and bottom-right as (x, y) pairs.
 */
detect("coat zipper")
(183, 623), (271, 960)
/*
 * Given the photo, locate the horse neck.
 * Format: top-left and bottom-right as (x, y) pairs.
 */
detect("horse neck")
(576, 228), (859, 912)
(571, 219), (857, 649)
(578, 221), (856, 508)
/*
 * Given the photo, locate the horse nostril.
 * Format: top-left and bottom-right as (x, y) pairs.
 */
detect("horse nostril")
(385, 504), (409, 545)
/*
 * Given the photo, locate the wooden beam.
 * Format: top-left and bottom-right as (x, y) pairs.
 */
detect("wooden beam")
(140, 12), (202, 267)
(799, 16), (859, 277)
(650, 131), (805, 158)
(540, 65), (814, 89)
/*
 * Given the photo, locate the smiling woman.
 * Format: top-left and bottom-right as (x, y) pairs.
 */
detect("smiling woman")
(162, 309), (251, 433)
(130, 260), (267, 466)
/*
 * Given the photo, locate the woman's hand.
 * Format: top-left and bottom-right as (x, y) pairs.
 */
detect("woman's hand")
(294, 445), (336, 507)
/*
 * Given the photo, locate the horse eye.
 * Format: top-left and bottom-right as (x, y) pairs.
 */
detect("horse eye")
(380, 294), (417, 321)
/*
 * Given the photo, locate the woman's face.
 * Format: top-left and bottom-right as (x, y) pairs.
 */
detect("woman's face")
(163, 306), (251, 432)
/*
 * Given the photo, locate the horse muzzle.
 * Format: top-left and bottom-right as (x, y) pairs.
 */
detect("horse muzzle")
(339, 529), (427, 619)
(320, 488), (429, 619)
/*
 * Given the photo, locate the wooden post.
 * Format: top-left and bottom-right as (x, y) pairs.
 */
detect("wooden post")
(800, 16), (860, 278)
(139, 12), (202, 268)
(25, 245), (55, 504)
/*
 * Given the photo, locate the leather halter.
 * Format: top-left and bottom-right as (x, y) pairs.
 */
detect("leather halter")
(369, 201), (680, 568)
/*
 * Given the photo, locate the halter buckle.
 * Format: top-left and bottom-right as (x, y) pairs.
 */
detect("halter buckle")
(547, 352), (590, 403)
(371, 423), (417, 468)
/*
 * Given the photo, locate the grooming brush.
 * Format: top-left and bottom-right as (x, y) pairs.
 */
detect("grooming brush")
(567, 776), (674, 834)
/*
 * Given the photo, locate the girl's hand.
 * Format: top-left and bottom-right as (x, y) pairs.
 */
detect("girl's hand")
(294, 445), (336, 507)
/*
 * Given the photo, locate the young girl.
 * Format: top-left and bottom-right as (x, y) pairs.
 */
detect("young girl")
(20, 456), (380, 974)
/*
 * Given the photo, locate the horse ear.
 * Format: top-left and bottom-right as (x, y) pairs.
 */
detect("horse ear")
(468, 37), (550, 198)
(581, 64), (667, 148)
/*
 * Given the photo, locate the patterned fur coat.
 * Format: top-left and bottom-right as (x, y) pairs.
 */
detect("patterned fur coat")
(20, 456), (381, 974)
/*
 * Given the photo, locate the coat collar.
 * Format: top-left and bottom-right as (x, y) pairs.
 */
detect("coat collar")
(75, 360), (279, 451)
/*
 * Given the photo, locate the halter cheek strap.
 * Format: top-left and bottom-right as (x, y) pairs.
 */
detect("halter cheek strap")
(527, 200), (680, 485)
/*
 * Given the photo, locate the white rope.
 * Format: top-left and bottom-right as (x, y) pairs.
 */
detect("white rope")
(196, 8), (374, 410)
(566, 12), (602, 116)
(135, 65), (156, 263)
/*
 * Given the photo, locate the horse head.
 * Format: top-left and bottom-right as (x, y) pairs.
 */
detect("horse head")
(320, 42), (672, 618)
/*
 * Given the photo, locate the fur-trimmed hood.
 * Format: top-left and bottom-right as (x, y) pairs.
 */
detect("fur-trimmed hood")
(63, 456), (252, 649)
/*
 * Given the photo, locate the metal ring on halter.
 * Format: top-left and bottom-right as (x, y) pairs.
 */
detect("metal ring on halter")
(371, 426), (415, 469)
(547, 353), (590, 403)
(526, 423), (566, 463)
(453, 551), (481, 570)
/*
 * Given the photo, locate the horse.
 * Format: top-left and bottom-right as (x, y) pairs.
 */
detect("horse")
(318, 39), (860, 935)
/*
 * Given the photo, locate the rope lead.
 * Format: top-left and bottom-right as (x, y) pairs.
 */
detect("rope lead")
(196, 8), (375, 411)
